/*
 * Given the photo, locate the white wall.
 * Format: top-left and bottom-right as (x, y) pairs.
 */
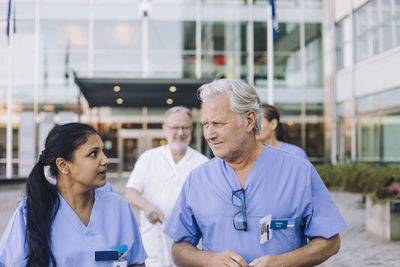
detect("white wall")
(335, 47), (400, 101)
(335, 0), (351, 22)
(336, 68), (353, 102)
(353, 0), (370, 10)
(354, 47), (400, 97)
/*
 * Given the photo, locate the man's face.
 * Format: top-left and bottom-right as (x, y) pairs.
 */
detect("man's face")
(201, 93), (248, 161)
(163, 110), (192, 152)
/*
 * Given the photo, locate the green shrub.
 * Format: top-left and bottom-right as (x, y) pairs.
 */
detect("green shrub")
(315, 163), (400, 194)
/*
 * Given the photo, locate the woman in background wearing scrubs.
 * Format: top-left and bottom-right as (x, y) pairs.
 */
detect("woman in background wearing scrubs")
(257, 104), (309, 160)
(0, 123), (147, 267)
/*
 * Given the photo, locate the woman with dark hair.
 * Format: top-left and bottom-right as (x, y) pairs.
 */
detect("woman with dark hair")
(0, 123), (147, 267)
(256, 104), (309, 160)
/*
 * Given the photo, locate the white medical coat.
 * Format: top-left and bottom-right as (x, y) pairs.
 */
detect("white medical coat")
(126, 145), (208, 267)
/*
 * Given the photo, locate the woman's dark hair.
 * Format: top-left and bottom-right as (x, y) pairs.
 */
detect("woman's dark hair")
(25, 123), (97, 267)
(260, 104), (287, 142)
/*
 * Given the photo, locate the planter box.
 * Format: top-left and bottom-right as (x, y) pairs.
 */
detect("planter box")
(366, 196), (400, 241)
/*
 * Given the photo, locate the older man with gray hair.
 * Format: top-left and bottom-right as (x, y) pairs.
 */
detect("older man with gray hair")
(125, 106), (208, 267)
(164, 79), (347, 267)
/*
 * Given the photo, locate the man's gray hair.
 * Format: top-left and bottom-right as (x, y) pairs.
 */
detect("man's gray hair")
(163, 106), (192, 124)
(198, 79), (261, 134)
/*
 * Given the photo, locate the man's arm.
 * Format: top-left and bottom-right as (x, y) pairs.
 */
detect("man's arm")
(249, 234), (340, 267)
(172, 241), (248, 267)
(125, 187), (165, 224)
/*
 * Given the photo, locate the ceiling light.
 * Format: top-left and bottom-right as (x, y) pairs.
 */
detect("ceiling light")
(113, 86), (121, 92)
(43, 105), (55, 111)
(166, 98), (174, 105)
(116, 98), (124, 104)
(169, 86), (177, 93)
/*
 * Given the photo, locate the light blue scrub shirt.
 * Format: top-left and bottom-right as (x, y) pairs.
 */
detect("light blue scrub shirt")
(279, 142), (309, 161)
(0, 189), (147, 266)
(164, 146), (347, 263)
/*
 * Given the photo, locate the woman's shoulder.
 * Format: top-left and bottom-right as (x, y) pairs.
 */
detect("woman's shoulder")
(94, 190), (130, 210)
(95, 189), (124, 201)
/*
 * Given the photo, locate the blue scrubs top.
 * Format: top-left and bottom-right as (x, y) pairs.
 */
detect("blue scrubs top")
(164, 146), (347, 263)
(279, 142), (309, 161)
(0, 189), (147, 266)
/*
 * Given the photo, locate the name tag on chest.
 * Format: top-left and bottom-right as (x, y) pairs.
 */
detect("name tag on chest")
(270, 219), (288, 230)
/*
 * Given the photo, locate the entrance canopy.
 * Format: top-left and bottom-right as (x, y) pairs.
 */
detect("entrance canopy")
(75, 77), (211, 108)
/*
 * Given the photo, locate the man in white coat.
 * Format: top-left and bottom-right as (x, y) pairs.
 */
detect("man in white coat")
(125, 106), (208, 267)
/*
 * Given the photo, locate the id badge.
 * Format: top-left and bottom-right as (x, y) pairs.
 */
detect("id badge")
(259, 214), (272, 244)
(113, 260), (128, 267)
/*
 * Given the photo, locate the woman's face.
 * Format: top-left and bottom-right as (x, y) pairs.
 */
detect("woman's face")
(256, 117), (277, 144)
(65, 134), (110, 190)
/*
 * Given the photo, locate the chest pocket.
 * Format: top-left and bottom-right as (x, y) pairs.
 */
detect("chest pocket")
(256, 217), (300, 255)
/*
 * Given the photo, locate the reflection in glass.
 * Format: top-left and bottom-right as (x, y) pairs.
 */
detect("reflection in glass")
(382, 114), (400, 161)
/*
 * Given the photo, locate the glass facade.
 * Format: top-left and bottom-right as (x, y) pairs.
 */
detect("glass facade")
(353, 0), (400, 64)
(332, 1), (400, 165)
(0, 0), (324, 177)
(337, 88), (400, 164)
(335, 0), (400, 70)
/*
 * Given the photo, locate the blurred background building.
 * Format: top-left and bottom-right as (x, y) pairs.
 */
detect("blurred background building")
(327, 0), (400, 166)
(0, 0), (398, 179)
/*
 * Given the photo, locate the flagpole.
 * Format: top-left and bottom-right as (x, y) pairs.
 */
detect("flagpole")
(6, 0), (15, 179)
(247, 0), (254, 87)
(34, 0), (40, 158)
(267, 3), (274, 105)
(195, 0), (202, 79)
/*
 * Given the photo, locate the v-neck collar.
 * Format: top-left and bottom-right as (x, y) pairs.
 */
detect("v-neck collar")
(57, 190), (98, 236)
(221, 146), (269, 191)
(162, 145), (191, 171)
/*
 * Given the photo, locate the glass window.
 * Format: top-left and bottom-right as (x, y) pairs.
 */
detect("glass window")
(380, 0), (394, 52)
(354, 6), (369, 62)
(274, 23), (301, 88)
(396, 21), (400, 46)
(94, 20), (141, 50)
(396, 0), (400, 17)
(396, 0), (400, 45)
(305, 23), (322, 87)
(358, 116), (381, 161)
(358, 94), (380, 113)
(200, 22), (245, 81)
(382, 88), (400, 109)
(306, 122), (324, 158)
(382, 114), (400, 161)
(183, 21), (196, 51)
(274, 52), (300, 88)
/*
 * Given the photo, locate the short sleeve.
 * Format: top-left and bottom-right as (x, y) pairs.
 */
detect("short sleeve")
(0, 203), (28, 266)
(125, 204), (148, 265)
(300, 150), (309, 161)
(304, 165), (347, 239)
(163, 175), (202, 246)
(126, 151), (149, 193)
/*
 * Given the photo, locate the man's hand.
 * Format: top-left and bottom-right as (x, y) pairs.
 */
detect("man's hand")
(249, 254), (280, 267)
(143, 202), (165, 224)
(205, 250), (248, 267)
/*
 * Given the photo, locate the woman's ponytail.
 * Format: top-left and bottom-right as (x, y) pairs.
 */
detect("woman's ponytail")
(25, 152), (59, 267)
(275, 122), (287, 142)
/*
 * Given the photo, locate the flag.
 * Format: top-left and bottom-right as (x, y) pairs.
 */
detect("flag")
(269, 0), (279, 41)
(6, 0), (16, 39)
